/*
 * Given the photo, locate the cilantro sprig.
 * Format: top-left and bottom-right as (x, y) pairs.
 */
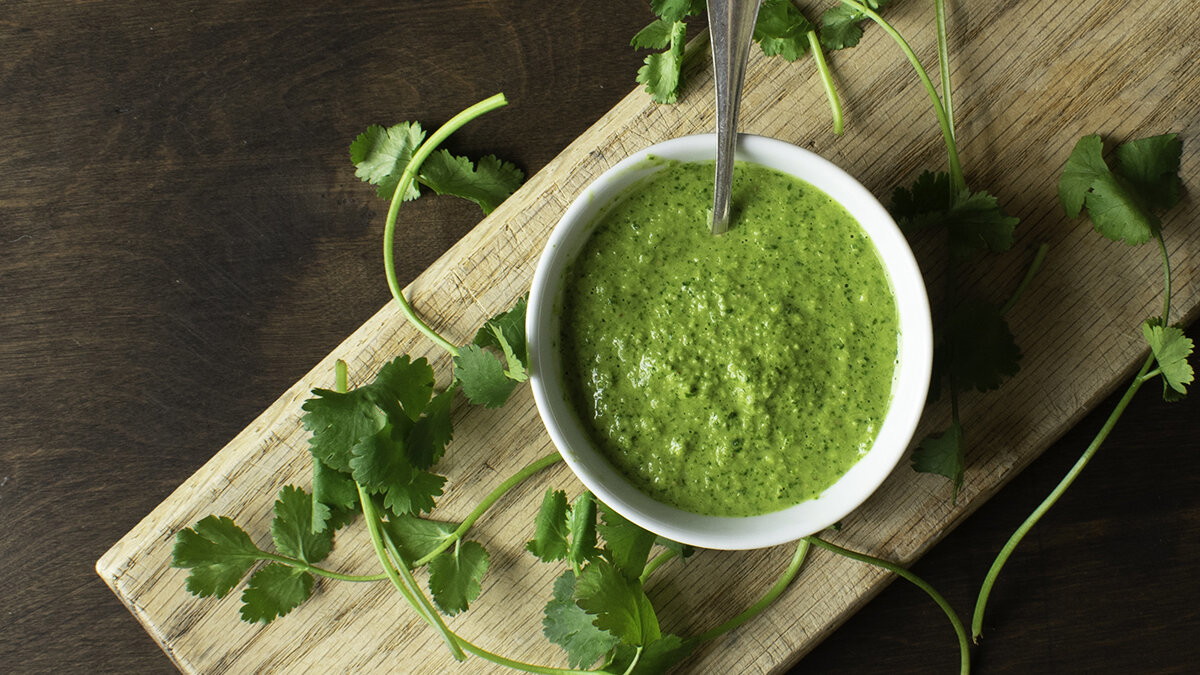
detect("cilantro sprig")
(971, 133), (1191, 643)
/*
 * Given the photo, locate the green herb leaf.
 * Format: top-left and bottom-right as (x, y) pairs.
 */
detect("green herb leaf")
(349, 122), (426, 200)
(654, 536), (695, 560)
(428, 540), (490, 615)
(239, 563), (314, 624)
(406, 388), (455, 470)
(631, 19), (674, 49)
(598, 503), (656, 580)
(753, 0), (814, 61)
(1059, 134), (1159, 245)
(574, 559), (661, 646)
(1114, 133), (1182, 212)
(173, 516), (265, 599)
(543, 571), (620, 669)
(382, 515), (459, 566)
(568, 492), (601, 569)
(819, 0), (886, 50)
(301, 388), (386, 473)
(473, 295), (529, 372)
(454, 344), (519, 408)
(372, 356), (436, 422)
(636, 20), (687, 104)
(418, 150), (524, 215)
(940, 300), (1022, 393)
(911, 421), (965, 493)
(311, 458), (359, 533)
(270, 486), (333, 564)
(650, 0), (704, 23)
(1143, 319), (1194, 399)
(892, 171), (1017, 258)
(526, 489), (570, 562)
(608, 634), (692, 674)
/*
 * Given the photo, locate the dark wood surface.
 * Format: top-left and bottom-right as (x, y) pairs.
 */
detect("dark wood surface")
(2, 1), (1196, 673)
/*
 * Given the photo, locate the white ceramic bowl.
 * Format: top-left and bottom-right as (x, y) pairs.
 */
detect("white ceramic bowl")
(527, 134), (932, 550)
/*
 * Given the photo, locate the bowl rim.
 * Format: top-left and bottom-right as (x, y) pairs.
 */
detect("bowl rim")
(527, 133), (932, 550)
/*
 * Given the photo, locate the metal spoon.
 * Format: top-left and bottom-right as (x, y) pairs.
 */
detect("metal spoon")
(707, 0), (762, 235)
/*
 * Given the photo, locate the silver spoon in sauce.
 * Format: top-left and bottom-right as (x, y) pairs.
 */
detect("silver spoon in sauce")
(707, 0), (762, 235)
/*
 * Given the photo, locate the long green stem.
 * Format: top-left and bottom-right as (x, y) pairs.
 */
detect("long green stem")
(412, 452), (562, 567)
(999, 243), (1050, 316)
(807, 536), (971, 675)
(690, 539), (810, 644)
(970, 354), (1154, 641)
(840, 0), (964, 191)
(382, 93), (510, 356)
(639, 549), (678, 584)
(807, 31), (844, 135)
(935, 0), (954, 140)
(257, 552), (388, 582)
(973, 234), (1175, 641)
(357, 484), (466, 660)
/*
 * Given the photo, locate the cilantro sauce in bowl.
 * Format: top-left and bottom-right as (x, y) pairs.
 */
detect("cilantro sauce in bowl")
(528, 135), (932, 550)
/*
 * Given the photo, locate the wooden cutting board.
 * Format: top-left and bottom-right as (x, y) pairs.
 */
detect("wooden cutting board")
(97, 2), (1199, 672)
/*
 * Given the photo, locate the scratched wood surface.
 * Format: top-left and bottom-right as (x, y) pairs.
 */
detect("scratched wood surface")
(96, 1), (1199, 672)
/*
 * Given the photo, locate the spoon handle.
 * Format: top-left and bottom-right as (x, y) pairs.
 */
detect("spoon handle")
(708, 0), (762, 235)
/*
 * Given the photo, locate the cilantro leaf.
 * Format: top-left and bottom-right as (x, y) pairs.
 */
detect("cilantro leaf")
(349, 122), (426, 200)
(1059, 134), (1159, 245)
(1142, 319), (1194, 399)
(382, 514), (458, 566)
(239, 563), (314, 624)
(543, 571), (620, 669)
(911, 421), (965, 493)
(473, 295), (529, 369)
(820, 0), (886, 50)
(636, 20), (687, 104)
(1114, 133), (1182, 212)
(173, 516), (265, 599)
(631, 19), (674, 50)
(454, 344), (519, 408)
(574, 559), (661, 646)
(271, 486), (333, 564)
(418, 150), (524, 215)
(650, 0), (704, 23)
(891, 171), (1017, 258)
(526, 489), (570, 562)
(301, 388), (386, 473)
(608, 634), (693, 674)
(598, 502), (656, 580)
(381, 469), (446, 517)
(372, 356), (436, 423)
(753, 0), (814, 62)
(568, 491), (601, 569)
(406, 388), (455, 469)
(311, 458), (359, 533)
(940, 300), (1021, 393)
(428, 540), (490, 615)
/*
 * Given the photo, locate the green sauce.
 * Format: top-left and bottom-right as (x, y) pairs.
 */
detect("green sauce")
(560, 160), (898, 517)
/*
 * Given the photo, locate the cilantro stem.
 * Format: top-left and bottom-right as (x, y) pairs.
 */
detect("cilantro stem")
(412, 452), (562, 567)
(935, 0), (954, 140)
(970, 354), (1154, 643)
(1157, 233), (1172, 321)
(453, 638), (597, 675)
(999, 243), (1050, 316)
(357, 483), (466, 661)
(689, 539), (810, 644)
(806, 30), (844, 135)
(839, 0), (964, 191)
(382, 93), (510, 357)
(639, 549), (678, 584)
(257, 552), (389, 582)
(806, 536), (971, 675)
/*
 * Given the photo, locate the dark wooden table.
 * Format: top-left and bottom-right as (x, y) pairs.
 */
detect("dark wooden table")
(3, 2), (1197, 673)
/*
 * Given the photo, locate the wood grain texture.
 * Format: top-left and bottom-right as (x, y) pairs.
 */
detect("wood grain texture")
(93, 1), (1199, 673)
(3, 0), (1197, 673)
